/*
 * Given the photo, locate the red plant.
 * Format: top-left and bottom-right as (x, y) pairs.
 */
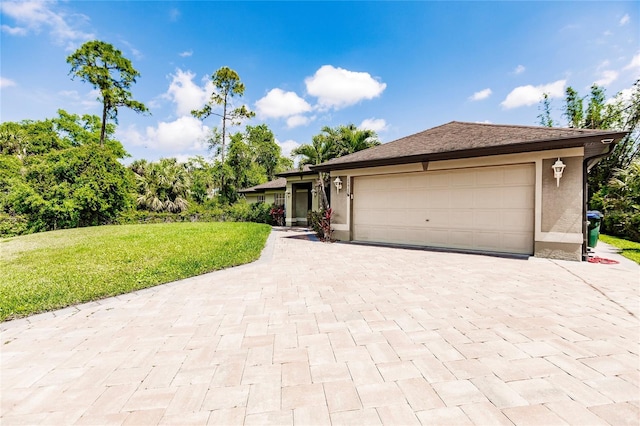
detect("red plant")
(320, 208), (333, 241)
(269, 205), (285, 226)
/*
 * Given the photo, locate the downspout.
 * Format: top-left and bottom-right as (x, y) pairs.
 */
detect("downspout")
(581, 143), (616, 261)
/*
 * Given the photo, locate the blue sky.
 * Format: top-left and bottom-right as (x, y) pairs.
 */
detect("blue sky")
(1, 1), (638, 163)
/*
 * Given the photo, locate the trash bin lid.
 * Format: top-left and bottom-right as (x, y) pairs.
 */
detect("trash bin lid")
(587, 210), (603, 219)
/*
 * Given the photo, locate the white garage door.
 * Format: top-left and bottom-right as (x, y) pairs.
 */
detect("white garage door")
(353, 164), (535, 255)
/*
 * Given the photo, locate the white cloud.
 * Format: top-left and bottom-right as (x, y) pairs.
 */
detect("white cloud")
(119, 116), (210, 152)
(623, 52), (640, 71)
(0, 1), (93, 48)
(0, 77), (17, 88)
(501, 79), (566, 109)
(276, 139), (300, 158)
(179, 50), (193, 57)
(619, 14), (630, 26)
(58, 88), (101, 109)
(594, 70), (619, 86)
(305, 65), (386, 110)
(163, 69), (211, 116)
(1, 25), (27, 35)
(169, 8), (180, 21)
(255, 88), (312, 119)
(173, 153), (199, 164)
(286, 115), (312, 128)
(469, 88), (492, 101)
(514, 65), (525, 74)
(359, 118), (388, 132)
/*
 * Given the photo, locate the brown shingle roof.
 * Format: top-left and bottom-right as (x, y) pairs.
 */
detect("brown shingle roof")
(238, 177), (287, 193)
(276, 164), (317, 177)
(313, 121), (626, 171)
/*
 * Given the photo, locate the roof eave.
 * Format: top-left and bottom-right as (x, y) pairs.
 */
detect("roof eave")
(312, 132), (628, 172)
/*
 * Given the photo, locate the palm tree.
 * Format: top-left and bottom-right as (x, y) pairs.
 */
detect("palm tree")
(335, 124), (380, 156)
(292, 124), (379, 209)
(131, 158), (190, 213)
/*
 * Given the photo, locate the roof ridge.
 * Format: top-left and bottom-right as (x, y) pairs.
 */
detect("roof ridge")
(453, 121), (611, 133)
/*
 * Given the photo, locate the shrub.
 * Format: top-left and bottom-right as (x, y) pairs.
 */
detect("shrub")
(307, 208), (333, 241)
(0, 213), (30, 237)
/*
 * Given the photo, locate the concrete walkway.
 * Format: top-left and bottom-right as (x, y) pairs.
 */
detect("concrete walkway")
(1, 228), (638, 425)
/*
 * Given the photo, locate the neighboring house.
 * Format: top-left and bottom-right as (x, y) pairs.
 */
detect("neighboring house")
(313, 121), (627, 261)
(239, 177), (287, 206)
(239, 165), (322, 226)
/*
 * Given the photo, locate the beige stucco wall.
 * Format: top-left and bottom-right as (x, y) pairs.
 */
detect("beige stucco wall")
(329, 175), (349, 225)
(328, 148), (587, 261)
(534, 241), (582, 261)
(243, 190), (285, 206)
(541, 157), (583, 234)
(244, 194), (259, 204)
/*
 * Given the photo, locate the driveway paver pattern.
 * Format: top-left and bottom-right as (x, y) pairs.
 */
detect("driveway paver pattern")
(1, 227), (639, 425)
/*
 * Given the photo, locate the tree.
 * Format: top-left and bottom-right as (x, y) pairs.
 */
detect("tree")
(292, 124), (379, 209)
(244, 124), (292, 180)
(591, 160), (640, 242)
(334, 124), (380, 156)
(131, 158), (190, 213)
(191, 66), (255, 163)
(537, 93), (555, 127)
(564, 87), (584, 128)
(5, 144), (134, 231)
(67, 40), (148, 146)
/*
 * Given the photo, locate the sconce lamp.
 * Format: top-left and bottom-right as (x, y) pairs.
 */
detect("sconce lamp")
(551, 158), (566, 187)
(333, 177), (343, 193)
(285, 190), (291, 197)
(311, 188), (317, 197)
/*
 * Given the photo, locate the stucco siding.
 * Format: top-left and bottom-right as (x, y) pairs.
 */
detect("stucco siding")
(541, 157), (583, 234)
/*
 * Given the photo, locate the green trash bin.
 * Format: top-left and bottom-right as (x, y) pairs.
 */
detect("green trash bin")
(587, 210), (603, 248)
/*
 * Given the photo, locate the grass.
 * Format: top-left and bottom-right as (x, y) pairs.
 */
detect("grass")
(599, 234), (640, 264)
(0, 222), (271, 321)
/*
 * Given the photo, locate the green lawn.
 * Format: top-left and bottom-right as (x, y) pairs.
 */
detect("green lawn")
(599, 234), (640, 264)
(0, 222), (271, 321)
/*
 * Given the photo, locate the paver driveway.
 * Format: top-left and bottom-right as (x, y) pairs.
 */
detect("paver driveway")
(1, 227), (639, 425)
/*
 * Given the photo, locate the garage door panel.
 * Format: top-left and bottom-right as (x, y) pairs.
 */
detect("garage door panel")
(502, 187), (534, 208)
(505, 166), (535, 185)
(450, 170), (475, 187)
(474, 188), (502, 209)
(476, 168), (504, 186)
(427, 210), (452, 227)
(450, 189), (475, 208)
(474, 232), (501, 250)
(353, 164), (534, 255)
(502, 210), (534, 230)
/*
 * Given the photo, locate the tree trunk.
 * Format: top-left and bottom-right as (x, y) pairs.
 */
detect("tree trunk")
(318, 173), (329, 210)
(100, 103), (108, 146)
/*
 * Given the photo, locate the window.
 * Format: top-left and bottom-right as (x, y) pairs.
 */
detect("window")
(274, 192), (285, 206)
(257, 195), (265, 203)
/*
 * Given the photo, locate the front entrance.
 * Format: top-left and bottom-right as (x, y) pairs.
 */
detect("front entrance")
(289, 182), (313, 226)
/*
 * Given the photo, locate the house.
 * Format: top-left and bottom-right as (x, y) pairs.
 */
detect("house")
(239, 165), (322, 226)
(239, 177), (287, 206)
(312, 121), (627, 261)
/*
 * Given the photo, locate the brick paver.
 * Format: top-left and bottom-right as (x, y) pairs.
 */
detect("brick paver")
(1, 227), (639, 425)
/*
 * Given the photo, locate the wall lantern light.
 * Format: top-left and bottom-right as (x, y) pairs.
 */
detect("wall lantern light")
(333, 177), (343, 193)
(285, 190), (291, 197)
(551, 158), (566, 187)
(311, 188), (317, 197)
